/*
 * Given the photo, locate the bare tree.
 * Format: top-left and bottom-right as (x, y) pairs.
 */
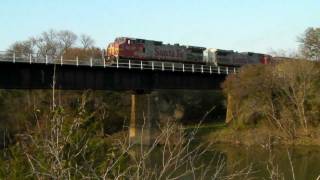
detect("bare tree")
(80, 34), (95, 49)
(28, 29), (77, 58)
(273, 60), (319, 134)
(298, 27), (320, 61)
(224, 59), (320, 139)
(19, 91), (252, 179)
(7, 40), (35, 57)
(57, 30), (77, 53)
(35, 29), (60, 57)
(6, 29), (96, 61)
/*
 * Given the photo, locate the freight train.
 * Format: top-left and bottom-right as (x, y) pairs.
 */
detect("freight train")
(105, 37), (271, 67)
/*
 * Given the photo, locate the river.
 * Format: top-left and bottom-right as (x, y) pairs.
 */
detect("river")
(212, 144), (320, 180)
(136, 144), (320, 179)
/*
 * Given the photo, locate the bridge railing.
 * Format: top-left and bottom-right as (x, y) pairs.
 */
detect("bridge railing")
(0, 51), (238, 75)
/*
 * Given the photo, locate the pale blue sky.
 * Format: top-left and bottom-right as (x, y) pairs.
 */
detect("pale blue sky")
(0, 0), (319, 53)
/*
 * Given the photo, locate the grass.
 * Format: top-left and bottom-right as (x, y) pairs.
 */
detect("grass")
(184, 121), (320, 146)
(183, 121), (227, 139)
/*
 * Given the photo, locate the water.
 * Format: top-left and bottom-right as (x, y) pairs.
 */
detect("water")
(138, 144), (320, 179)
(209, 144), (320, 179)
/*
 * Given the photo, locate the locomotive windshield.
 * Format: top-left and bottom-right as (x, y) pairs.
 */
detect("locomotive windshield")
(115, 37), (126, 43)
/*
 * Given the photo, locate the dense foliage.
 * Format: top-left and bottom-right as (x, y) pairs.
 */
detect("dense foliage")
(0, 91), (231, 179)
(223, 60), (320, 138)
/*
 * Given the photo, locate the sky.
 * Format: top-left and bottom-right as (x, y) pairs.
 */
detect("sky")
(0, 0), (319, 53)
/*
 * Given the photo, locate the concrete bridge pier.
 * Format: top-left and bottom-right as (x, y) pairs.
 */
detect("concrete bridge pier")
(129, 91), (159, 145)
(226, 94), (234, 124)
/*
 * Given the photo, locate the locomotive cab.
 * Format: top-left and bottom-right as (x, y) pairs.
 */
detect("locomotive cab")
(106, 42), (119, 61)
(106, 37), (147, 61)
(106, 37), (128, 60)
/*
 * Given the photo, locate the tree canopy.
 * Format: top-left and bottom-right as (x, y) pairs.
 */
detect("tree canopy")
(299, 27), (320, 61)
(7, 29), (100, 59)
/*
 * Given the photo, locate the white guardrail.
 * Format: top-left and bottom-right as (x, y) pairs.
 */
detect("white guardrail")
(0, 51), (238, 75)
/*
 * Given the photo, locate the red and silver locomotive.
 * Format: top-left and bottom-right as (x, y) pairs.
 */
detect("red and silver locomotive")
(106, 37), (205, 63)
(105, 37), (271, 66)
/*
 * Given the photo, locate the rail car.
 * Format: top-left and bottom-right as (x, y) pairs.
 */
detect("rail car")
(105, 37), (271, 67)
(203, 49), (271, 66)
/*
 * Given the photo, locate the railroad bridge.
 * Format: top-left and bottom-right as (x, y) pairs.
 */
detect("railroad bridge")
(0, 51), (237, 144)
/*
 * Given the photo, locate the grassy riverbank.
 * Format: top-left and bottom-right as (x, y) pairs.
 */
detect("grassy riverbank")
(209, 60), (320, 147)
(186, 122), (320, 146)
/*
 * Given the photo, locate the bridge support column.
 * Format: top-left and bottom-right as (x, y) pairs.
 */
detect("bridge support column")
(129, 91), (159, 145)
(226, 94), (234, 124)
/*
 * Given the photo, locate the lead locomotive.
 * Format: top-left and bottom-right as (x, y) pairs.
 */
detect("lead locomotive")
(105, 37), (271, 67)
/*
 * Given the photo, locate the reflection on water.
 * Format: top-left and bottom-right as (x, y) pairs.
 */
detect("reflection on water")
(136, 144), (320, 179)
(211, 144), (320, 180)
